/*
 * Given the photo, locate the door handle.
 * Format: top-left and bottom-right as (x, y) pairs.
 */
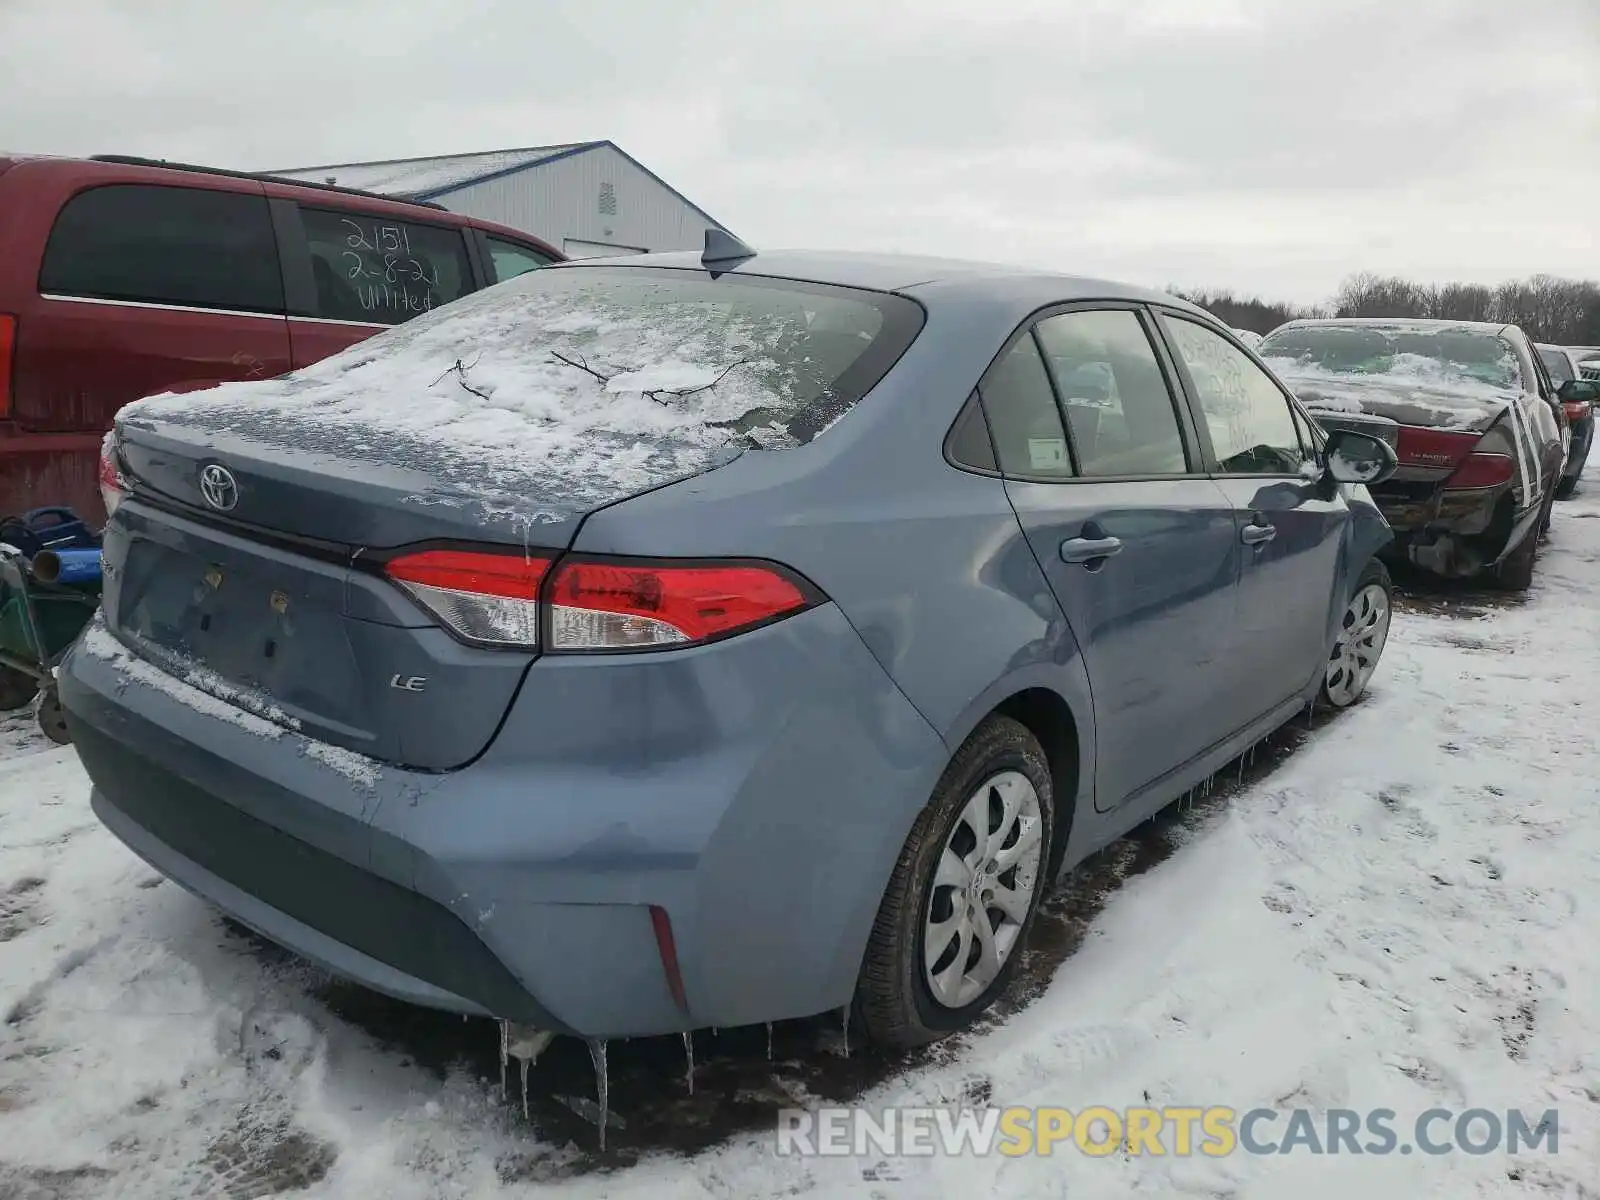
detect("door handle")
(1061, 536), (1124, 564)
(1241, 522), (1276, 546)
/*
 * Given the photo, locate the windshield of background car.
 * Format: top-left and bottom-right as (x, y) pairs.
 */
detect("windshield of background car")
(1259, 325), (1522, 391)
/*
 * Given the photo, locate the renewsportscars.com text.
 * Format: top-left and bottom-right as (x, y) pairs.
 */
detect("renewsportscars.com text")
(776, 1105), (1561, 1158)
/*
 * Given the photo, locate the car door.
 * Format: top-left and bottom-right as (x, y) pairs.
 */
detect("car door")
(1156, 310), (1348, 718)
(984, 305), (1240, 813)
(273, 201), (483, 369)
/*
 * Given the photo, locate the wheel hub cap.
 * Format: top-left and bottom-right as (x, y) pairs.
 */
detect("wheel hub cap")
(1325, 582), (1390, 707)
(922, 770), (1045, 1010)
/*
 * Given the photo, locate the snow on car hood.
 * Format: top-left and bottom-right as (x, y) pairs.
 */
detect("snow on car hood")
(118, 282), (800, 522)
(1266, 355), (1518, 433)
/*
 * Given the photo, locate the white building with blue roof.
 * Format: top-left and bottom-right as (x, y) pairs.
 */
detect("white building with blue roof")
(268, 141), (729, 260)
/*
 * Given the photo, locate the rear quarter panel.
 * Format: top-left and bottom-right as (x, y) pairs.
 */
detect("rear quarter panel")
(568, 287), (1099, 838)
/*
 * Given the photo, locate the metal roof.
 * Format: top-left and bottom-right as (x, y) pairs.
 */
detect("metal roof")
(264, 143), (594, 198)
(263, 139), (728, 231)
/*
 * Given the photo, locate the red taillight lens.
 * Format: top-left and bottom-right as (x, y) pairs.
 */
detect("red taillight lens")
(547, 557), (816, 650)
(383, 549), (820, 652)
(0, 313), (15, 420)
(384, 549), (551, 647)
(1443, 452), (1514, 490)
(98, 432), (126, 517)
(1562, 401), (1590, 423)
(1395, 426), (1478, 470)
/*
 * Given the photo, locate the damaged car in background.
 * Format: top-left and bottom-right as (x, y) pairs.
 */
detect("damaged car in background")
(59, 240), (1400, 1124)
(1259, 318), (1569, 590)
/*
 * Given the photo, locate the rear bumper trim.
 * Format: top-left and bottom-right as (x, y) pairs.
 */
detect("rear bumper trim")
(67, 707), (571, 1030)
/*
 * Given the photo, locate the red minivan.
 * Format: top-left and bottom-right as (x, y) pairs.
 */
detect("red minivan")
(0, 154), (562, 524)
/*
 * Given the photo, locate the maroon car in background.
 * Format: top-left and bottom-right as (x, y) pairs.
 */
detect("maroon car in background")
(0, 154), (561, 524)
(1259, 318), (1567, 591)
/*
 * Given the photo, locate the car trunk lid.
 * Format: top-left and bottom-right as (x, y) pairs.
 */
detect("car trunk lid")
(102, 261), (922, 769)
(1287, 374), (1516, 485)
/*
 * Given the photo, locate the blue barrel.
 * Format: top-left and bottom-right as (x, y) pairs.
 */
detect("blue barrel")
(30, 548), (102, 585)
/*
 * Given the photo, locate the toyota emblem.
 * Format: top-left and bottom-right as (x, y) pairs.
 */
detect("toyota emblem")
(198, 464), (239, 512)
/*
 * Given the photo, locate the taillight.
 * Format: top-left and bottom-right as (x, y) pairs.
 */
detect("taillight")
(383, 549), (821, 652)
(98, 432), (127, 517)
(546, 557), (817, 650)
(1442, 452), (1514, 490)
(1395, 426), (1478, 470)
(1562, 401), (1590, 423)
(0, 313), (15, 419)
(384, 548), (551, 648)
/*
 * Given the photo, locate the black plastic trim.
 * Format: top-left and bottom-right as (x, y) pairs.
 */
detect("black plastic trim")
(68, 712), (566, 1027)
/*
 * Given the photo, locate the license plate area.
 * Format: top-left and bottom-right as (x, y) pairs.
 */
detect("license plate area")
(112, 519), (366, 734)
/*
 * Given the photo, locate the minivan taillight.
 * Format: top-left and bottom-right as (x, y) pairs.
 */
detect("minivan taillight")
(0, 314), (15, 419)
(384, 549), (551, 648)
(546, 557), (817, 650)
(381, 549), (821, 652)
(98, 433), (126, 517)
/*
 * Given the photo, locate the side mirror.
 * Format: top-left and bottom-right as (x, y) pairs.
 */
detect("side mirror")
(1557, 378), (1600, 404)
(1323, 429), (1398, 486)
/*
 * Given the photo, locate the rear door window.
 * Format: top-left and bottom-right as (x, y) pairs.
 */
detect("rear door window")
(39, 184), (283, 314)
(1034, 309), (1190, 476)
(299, 207), (474, 324)
(485, 236), (555, 283)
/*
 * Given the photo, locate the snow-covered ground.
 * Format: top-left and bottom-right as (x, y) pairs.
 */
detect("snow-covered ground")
(3, 482), (1598, 1199)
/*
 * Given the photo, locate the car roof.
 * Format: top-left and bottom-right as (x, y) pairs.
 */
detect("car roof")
(552, 248), (1210, 315)
(1272, 316), (1516, 338)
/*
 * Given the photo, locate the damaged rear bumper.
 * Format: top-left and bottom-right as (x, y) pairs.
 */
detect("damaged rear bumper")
(1371, 484), (1534, 578)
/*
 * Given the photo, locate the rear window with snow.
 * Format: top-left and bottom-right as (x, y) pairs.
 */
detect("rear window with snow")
(122, 264), (925, 515)
(1259, 325), (1522, 391)
(1254, 324), (1516, 390)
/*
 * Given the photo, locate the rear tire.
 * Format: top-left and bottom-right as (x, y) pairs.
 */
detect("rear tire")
(853, 715), (1055, 1049)
(1322, 559), (1392, 709)
(0, 667), (39, 713)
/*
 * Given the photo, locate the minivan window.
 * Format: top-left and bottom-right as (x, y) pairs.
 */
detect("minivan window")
(486, 236), (554, 284)
(300, 208), (475, 325)
(39, 184), (283, 314)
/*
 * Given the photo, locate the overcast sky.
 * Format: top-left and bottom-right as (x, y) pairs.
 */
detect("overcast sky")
(4, 0), (1596, 303)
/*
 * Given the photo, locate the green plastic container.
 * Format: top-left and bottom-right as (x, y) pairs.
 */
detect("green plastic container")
(0, 577), (100, 664)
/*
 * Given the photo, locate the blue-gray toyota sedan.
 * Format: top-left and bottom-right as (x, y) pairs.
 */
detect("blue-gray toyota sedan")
(62, 240), (1397, 1048)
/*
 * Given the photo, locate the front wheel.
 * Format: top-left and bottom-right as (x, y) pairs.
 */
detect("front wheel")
(853, 715), (1055, 1048)
(1322, 559), (1392, 709)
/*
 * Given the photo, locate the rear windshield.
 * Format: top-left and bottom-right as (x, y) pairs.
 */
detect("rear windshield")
(390, 264), (925, 446)
(1538, 347), (1575, 384)
(1259, 325), (1521, 391)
